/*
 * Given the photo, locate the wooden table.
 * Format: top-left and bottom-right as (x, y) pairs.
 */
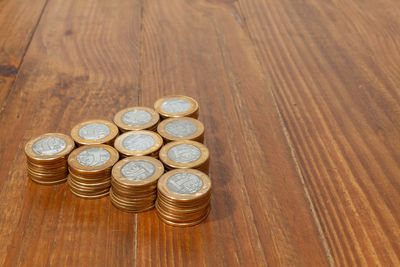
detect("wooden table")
(0, 0), (399, 266)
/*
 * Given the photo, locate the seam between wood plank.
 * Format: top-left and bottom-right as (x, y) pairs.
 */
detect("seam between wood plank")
(0, 0), (50, 118)
(134, 214), (137, 267)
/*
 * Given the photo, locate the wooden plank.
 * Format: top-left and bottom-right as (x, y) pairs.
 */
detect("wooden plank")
(136, 0), (330, 266)
(0, 0), (141, 265)
(0, 0), (47, 105)
(237, 0), (400, 265)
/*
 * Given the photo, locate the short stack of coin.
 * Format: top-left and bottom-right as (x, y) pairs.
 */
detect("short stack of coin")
(114, 130), (163, 158)
(113, 107), (160, 132)
(70, 120), (119, 146)
(157, 117), (204, 143)
(25, 133), (75, 185)
(154, 95), (199, 119)
(110, 156), (164, 212)
(159, 140), (209, 174)
(67, 144), (119, 198)
(156, 169), (211, 227)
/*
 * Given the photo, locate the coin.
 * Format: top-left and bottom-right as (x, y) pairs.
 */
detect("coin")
(114, 130), (163, 158)
(157, 117), (204, 143)
(113, 107), (160, 132)
(154, 95), (199, 119)
(71, 120), (119, 146)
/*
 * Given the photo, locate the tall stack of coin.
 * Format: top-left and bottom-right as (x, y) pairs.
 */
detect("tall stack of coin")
(25, 133), (75, 185)
(156, 169), (211, 227)
(157, 117), (204, 143)
(154, 95), (199, 119)
(114, 130), (163, 158)
(110, 156), (164, 212)
(159, 140), (209, 174)
(70, 120), (119, 146)
(113, 107), (160, 132)
(67, 144), (119, 198)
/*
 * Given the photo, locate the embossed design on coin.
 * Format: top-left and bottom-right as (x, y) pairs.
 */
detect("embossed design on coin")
(167, 173), (203, 194)
(77, 148), (111, 167)
(167, 144), (201, 163)
(122, 134), (155, 151)
(122, 110), (152, 126)
(165, 120), (197, 137)
(78, 123), (110, 140)
(161, 98), (191, 113)
(121, 160), (155, 180)
(32, 137), (67, 155)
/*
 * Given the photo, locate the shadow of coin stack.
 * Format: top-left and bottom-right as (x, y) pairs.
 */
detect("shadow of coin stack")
(25, 133), (75, 185)
(156, 169), (212, 227)
(110, 156), (164, 212)
(67, 144), (119, 199)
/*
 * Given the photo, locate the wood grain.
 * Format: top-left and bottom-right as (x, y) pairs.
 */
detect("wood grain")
(237, 0), (400, 265)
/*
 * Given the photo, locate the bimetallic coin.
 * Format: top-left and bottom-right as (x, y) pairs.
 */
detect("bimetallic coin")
(122, 110), (152, 126)
(167, 144), (201, 164)
(121, 160), (155, 180)
(78, 123), (110, 140)
(32, 137), (67, 155)
(122, 134), (155, 151)
(165, 120), (197, 137)
(161, 98), (191, 113)
(154, 95), (199, 119)
(166, 173), (203, 194)
(76, 148), (111, 167)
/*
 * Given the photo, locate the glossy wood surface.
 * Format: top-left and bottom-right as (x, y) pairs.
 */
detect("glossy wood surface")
(0, 0), (398, 266)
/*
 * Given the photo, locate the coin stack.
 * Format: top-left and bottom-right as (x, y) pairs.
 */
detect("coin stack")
(159, 140), (209, 174)
(113, 107), (160, 132)
(25, 133), (75, 185)
(154, 95), (199, 119)
(70, 120), (119, 146)
(110, 156), (164, 212)
(67, 144), (119, 198)
(114, 130), (163, 158)
(156, 169), (211, 227)
(157, 117), (204, 143)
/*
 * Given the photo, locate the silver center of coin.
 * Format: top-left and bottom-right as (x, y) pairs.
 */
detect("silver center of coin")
(78, 123), (110, 140)
(32, 137), (66, 155)
(165, 120), (197, 137)
(121, 160), (155, 180)
(167, 173), (203, 194)
(77, 148), (111, 167)
(122, 110), (152, 126)
(161, 98), (191, 113)
(122, 134), (155, 151)
(167, 144), (201, 163)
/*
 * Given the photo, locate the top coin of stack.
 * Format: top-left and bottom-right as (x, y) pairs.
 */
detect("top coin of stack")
(70, 120), (119, 146)
(114, 130), (163, 158)
(157, 117), (204, 143)
(154, 95), (199, 119)
(113, 107), (160, 132)
(25, 133), (75, 185)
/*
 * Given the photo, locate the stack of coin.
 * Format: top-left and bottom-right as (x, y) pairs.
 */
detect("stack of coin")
(154, 95), (199, 119)
(113, 107), (160, 132)
(110, 156), (164, 212)
(70, 120), (119, 146)
(67, 144), (119, 198)
(157, 117), (204, 143)
(159, 140), (209, 174)
(156, 169), (211, 227)
(114, 130), (163, 158)
(25, 133), (75, 185)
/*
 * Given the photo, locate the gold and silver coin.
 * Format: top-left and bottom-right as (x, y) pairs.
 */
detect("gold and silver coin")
(70, 120), (119, 146)
(25, 133), (75, 185)
(156, 169), (211, 227)
(154, 95), (199, 119)
(159, 140), (209, 174)
(110, 156), (164, 212)
(157, 117), (204, 143)
(67, 144), (119, 198)
(114, 130), (163, 158)
(113, 107), (160, 132)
